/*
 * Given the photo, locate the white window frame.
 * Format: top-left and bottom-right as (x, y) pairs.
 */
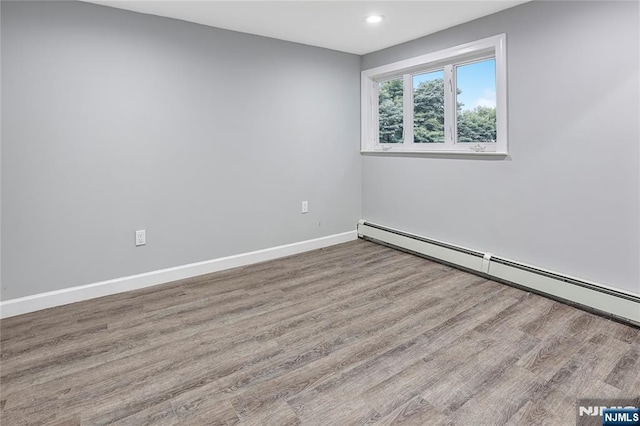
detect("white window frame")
(361, 34), (508, 155)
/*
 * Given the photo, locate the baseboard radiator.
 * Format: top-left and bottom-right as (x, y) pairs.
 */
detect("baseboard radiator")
(357, 220), (640, 327)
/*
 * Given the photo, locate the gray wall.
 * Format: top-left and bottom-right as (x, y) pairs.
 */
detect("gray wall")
(362, 1), (639, 294)
(1, 1), (362, 300)
(3, 1), (638, 301)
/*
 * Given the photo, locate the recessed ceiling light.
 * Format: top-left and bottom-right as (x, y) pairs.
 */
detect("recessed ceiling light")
(364, 15), (384, 24)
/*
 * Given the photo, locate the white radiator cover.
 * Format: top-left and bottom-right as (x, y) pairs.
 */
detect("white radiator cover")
(357, 220), (640, 326)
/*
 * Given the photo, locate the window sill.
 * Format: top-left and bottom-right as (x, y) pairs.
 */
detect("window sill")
(360, 149), (508, 156)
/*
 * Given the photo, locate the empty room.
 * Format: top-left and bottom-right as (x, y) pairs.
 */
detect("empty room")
(1, 0), (639, 425)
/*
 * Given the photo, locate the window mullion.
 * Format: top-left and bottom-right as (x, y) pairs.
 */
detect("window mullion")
(372, 81), (379, 146)
(443, 64), (455, 147)
(402, 73), (413, 145)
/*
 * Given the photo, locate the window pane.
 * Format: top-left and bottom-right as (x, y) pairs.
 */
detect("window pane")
(413, 70), (445, 143)
(456, 59), (497, 143)
(378, 78), (403, 143)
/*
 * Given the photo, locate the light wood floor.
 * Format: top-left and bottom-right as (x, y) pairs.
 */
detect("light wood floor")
(1, 239), (639, 425)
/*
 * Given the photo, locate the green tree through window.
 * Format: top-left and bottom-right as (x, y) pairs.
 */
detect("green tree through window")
(378, 79), (403, 143)
(413, 76), (445, 143)
(378, 71), (496, 144)
(457, 106), (496, 142)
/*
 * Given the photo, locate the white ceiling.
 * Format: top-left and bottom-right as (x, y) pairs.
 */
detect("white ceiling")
(83, 1), (528, 55)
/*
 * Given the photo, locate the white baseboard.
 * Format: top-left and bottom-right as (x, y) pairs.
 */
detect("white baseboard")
(357, 220), (640, 326)
(0, 231), (357, 319)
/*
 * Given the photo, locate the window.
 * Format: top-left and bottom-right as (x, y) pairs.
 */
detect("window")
(361, 34), (507, 155)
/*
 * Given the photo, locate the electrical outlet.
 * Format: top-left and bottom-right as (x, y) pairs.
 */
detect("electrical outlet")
(301, 201), (309, 214)
(135, 230), (146, 246)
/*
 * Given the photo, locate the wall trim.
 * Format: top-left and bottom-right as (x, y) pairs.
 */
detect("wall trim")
(357, 220), (640, 326)
(0, 230), (358, 319)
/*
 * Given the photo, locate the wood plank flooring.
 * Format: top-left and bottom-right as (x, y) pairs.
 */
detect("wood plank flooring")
(1, 239), (639, 425)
